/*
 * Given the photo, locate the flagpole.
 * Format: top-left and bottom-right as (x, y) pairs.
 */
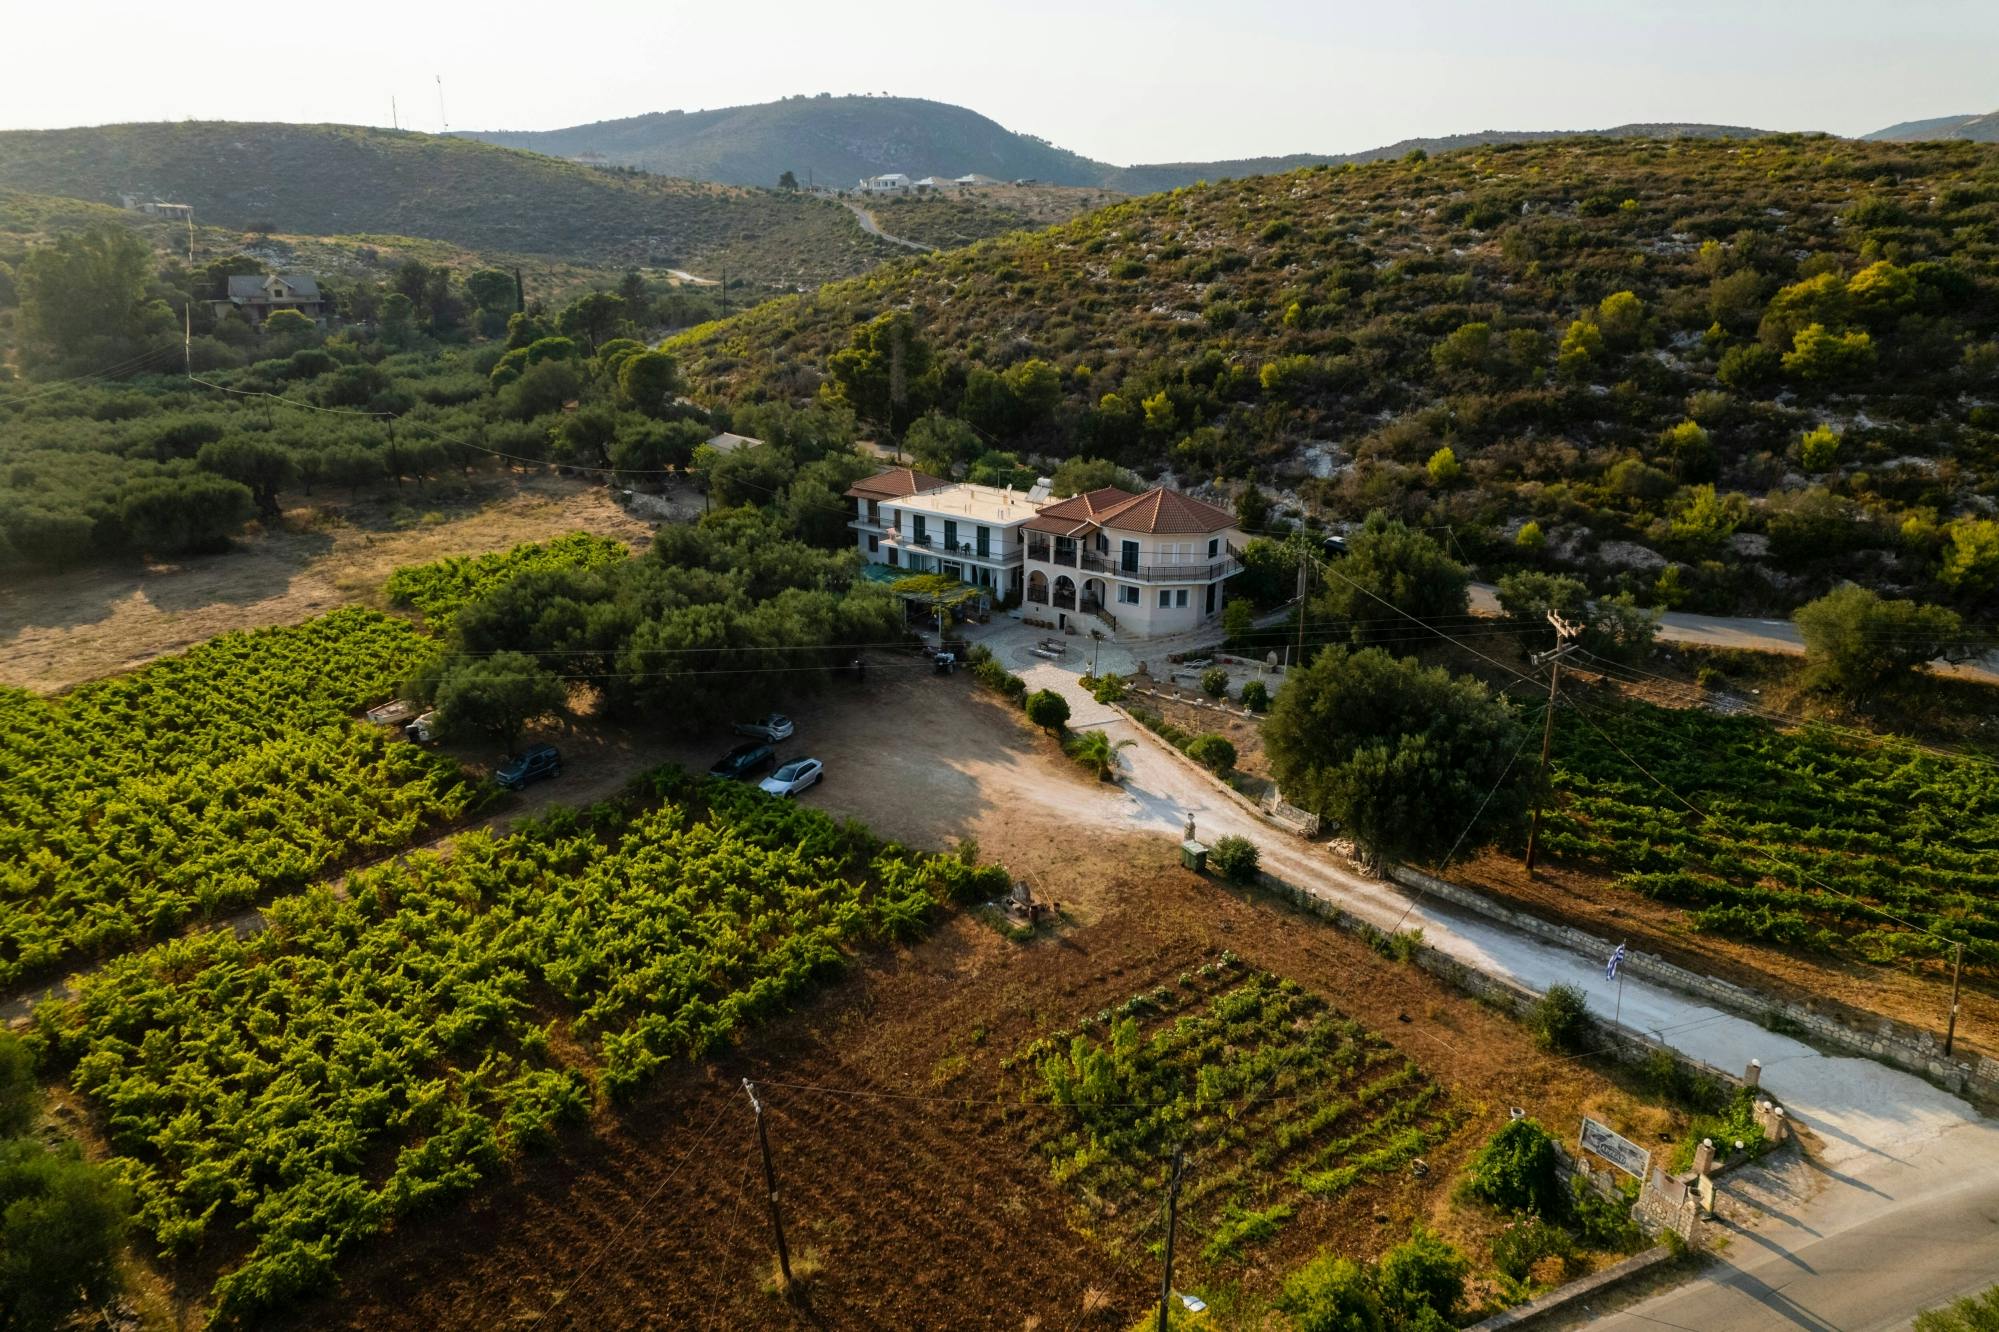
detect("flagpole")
(1614, 940), (1626, 1027)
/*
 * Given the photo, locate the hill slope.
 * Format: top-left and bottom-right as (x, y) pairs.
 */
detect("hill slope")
(668, 134), (1999, 616)
(0, 121), (895, 286)
(1105, 122), (1771, 193)
(1865, 111), (1999, 143)
(463, 95), (1770, 193)
(462, 96), (1106, 188)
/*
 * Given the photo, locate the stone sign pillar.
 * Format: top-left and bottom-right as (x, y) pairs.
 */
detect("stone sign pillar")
(1691, 1138), (1717, 1177)
(1744, 1058), (1762, 1089)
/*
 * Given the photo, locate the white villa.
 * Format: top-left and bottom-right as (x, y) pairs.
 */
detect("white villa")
(846, 467), (1241, 638)
(857, 172), (913, 193)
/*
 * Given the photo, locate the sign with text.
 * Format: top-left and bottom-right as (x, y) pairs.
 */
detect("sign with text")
(1579, 1116), (1651, 1180)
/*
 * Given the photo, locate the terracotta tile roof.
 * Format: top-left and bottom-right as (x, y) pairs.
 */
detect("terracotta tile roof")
(1021, 487), (1137, 535)
(1095, 487), (1238, 535)
(844, 466), (949, 501)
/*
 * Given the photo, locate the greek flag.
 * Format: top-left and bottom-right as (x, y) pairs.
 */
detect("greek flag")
(1606, 943), (1627, 980)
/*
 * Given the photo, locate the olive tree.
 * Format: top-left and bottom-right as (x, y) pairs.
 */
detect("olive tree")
(1265, 646), (1528, 869)
(432, 651), (568, 753)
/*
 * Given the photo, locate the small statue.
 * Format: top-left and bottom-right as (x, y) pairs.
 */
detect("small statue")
(1183, 813), (1197, 844)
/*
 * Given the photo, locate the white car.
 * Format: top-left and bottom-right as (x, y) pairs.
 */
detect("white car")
(759, 758), (823, 797)
(733, 713), (795, 743)
(404, 711), (441, 743)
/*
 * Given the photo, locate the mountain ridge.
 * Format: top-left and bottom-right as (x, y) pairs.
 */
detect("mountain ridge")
(0, 120), (896, 286)
(457, 95), (1774, 192)
(1864, 111), (1999, 143)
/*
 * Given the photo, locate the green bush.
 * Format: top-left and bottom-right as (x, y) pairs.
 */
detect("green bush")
(1201, 666), (1230, 698)
(1530, 983), (1593, 1053)
(0, 1033), (33, 1137)
(1239, 679), (1269, 712)
(1275, 1253), (1384, 1332)
(1914, 1283), (1999, 1332)
(1490, 1217), (1577, 1282)
(1376, 1225), (1467, 1326)
(1185, 733), (1237, 773)
(1208, 835), (1260, 883)
(0, 1139), (131, 1332)
(1024, 688), (1070, 733)
(1088, 673), (1128, 704)
(1464, 1118), (1564, 1217)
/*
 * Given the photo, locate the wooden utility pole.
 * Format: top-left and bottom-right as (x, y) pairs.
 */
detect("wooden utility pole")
(1292, 556), (1310, 668)
(743, 1080), (794, 1295)
(1524, 611), (1581, 874)
(1945, 941), (1965, 1056)
(1156, 1147), (1186, 1332)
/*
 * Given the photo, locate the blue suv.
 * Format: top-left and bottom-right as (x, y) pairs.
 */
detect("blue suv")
(495, 744), (562, 790)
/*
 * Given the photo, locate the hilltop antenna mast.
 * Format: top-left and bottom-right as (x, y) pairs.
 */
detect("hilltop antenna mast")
(435, 75), (448, 132)
(391, 96), (399, 131)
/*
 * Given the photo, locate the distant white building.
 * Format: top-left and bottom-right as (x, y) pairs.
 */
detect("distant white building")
(913, 176), (954, 190)
(955, 173), (999, 186)
(119, 193), (193, 221)
(858, 172), (912, 193)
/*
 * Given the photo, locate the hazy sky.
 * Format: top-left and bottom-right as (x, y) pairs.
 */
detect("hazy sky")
(3, 1), (1994, 162)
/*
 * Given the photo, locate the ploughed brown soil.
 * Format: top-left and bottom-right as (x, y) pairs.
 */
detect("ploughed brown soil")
(262, 666), (1675, 1332)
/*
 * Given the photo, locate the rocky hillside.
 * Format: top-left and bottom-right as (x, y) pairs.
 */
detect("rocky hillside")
(0, 122), (896, 286)
(1866, 112), (1999, 144)
(668, 135), (1999, 616)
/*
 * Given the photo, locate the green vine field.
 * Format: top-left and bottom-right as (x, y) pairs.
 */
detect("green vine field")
(0, 609), (476, 987)
(31, 771), (1006, 1324)
(383, 531), (634, 629)
(1011, 958), (1459, 1270)
(1542, 700), (1999, 964)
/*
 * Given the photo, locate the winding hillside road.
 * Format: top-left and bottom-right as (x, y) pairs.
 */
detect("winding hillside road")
(839, 199), (934, 252)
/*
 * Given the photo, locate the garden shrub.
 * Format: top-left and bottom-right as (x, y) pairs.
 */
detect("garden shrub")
(1208, 835), (1260, 883)
(1239, 679), (1269, 712)
(1201, 666), (1230, 698)
(1529, 983), (1593, 1053)
(1463, 1117), (1564, 1217)
(1185, 732), (1237, 773)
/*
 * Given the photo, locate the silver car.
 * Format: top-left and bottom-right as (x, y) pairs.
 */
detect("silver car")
(758, 758), (823, 797)
(733, 713), (795, 742)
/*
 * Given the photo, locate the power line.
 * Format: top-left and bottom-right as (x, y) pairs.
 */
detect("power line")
(523, 1097), (735, 1329)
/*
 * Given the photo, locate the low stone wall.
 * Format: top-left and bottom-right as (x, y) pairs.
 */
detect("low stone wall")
(1463, 1246), (1677, 1331)
(1386, 863), (1999, 1110)
(1256, 877), (1742, 1097)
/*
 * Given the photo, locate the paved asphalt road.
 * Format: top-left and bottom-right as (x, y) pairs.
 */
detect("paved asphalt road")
(1595, 1115), (1999, 1331)
(984, 617), (1999, 1332)
(1468, 583), (1999, 685)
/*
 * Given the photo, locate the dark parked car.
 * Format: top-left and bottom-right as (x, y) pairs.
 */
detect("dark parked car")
(708, 742), (775, 781)
(495, 744), (561, 790)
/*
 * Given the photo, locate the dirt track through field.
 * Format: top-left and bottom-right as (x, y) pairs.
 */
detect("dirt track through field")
(0, 472), (660, 693)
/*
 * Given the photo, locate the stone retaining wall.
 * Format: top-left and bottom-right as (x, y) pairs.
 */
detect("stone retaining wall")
(1463, 1246), (1677, 1331)
(1386, 864), (1999, 1109)
(1256, 877), (1742, 1096)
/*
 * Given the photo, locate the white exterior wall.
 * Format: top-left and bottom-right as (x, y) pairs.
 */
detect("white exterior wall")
(1023, 522), (1239, 638)
(852, 494), (1028, 595)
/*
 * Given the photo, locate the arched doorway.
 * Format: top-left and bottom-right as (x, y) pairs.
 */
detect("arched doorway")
(1081, 577), (1107, 614)
(1053, 575), (1077, 610)
(1027, 571), (1049, 605)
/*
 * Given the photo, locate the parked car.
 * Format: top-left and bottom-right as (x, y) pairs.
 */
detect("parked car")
(495, 744), (561, 790)
(708, 742), (775, 781)
(1321, 534), (1349, 559)
(759, 758), (824, 797)
(404, 710), (441, 744)
(732, 713), (795, 742)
